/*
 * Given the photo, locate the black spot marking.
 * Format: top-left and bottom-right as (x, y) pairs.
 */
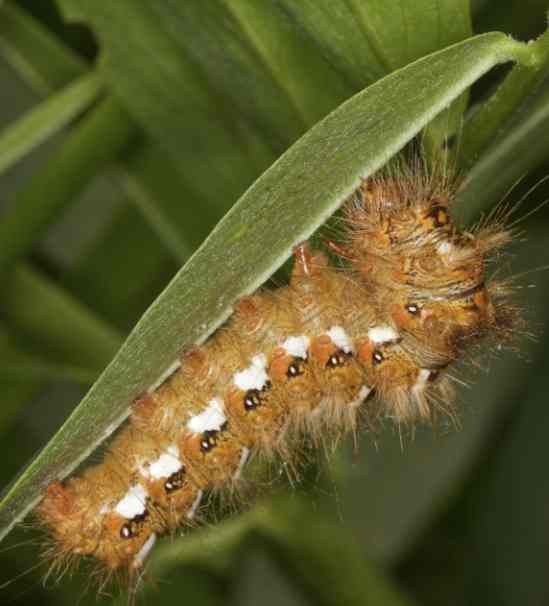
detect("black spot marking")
(428, 204), (449, 228)
(200, 430), (218, 453)
(427, 370), (440, 382)
(120, 509), (150, 540)
(244, 380), (271, 412)
(372, 350), (384, 365)
(287, 357), (306, 378)
(326, 349), (349, 369)
(133, 511), (149, 524)
(244, 389), (261, 411)
(405, 303), (420, 315)
(164, 468), (186, 494)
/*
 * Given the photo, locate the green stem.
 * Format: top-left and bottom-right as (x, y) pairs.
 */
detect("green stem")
(459, 30), (549, 168)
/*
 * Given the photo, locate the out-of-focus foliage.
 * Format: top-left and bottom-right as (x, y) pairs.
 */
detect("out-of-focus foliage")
(1, 1), (549, 605)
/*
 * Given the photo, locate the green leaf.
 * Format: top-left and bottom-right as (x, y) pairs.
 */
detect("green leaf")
(279, 0), (471, 84)
(118, 145), (224, 264)
(0, 96), (137, 276)
(56, 0), (268, 201)
(0, 32), (532, 543)
(172, 1), (352, 136)
(0, 3), (217, 332)
(458, 74), (549, 221)
(280, 0), (472, 151)
(452, 28), (549, 221)
(0, 2), (90, 454)
(142, 496), (415, 606)
(64, 201), (179, 331)
(0, 261), (121, 437)
(0, 1), (86, 94)
(458, 27), (549, 170)
(340, 0), (471, 72)
(0, 1), (230, 271)
(0, 351), (96, 386)
(0, 325), (44, 432)
(1, 264), (122, 371)
(55, 0), (471, 166)
(52, 0), (472, 266)
(0, 71), (101, 175)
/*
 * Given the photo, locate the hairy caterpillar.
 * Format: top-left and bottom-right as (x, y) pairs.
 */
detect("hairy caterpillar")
(34, 165), (519, 592)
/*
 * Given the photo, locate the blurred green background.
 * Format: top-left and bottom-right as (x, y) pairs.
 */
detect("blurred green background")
(2, 1), (549, 605)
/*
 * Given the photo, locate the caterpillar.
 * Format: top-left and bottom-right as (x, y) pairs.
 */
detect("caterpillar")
(34, 165), (519, 590)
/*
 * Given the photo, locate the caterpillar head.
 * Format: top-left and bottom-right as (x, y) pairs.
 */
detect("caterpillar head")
(389, 284), (496, 358)
(379, 225), (511, 357)
(346, 177), (453, 262)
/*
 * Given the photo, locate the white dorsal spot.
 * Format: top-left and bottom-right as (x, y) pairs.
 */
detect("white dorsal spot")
(368, 325), (399, 344)
(326, 326), (353, 353)
(141, 445), (182, 480)
(233, 354), (269, 391)
(187, 398), (226, 433)
(115, 484), (148, 519)
(281, 336), (310, 359)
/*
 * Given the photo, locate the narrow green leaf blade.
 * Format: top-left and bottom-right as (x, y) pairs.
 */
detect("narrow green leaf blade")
(458, 73), (549, 221)
(458, 27), (549, 169)
(0, 1), (86, 94)
(279, 0), (472, 151)
(56, 0), (267, 192)
(0, 32), (529, 542)
(0, 96), (137, 275)
(173, 1), (352, 138)
(278, 0), (471, 85)
(143, 497), (416, 606)
(0, 71), (101, 175)
(0, 353), (96, 386)
(1, 264), (122, 371)
(0, 325), (44, 432)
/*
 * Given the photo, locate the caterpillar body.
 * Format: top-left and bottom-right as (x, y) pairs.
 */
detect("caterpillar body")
(35, 168), (517, 585)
